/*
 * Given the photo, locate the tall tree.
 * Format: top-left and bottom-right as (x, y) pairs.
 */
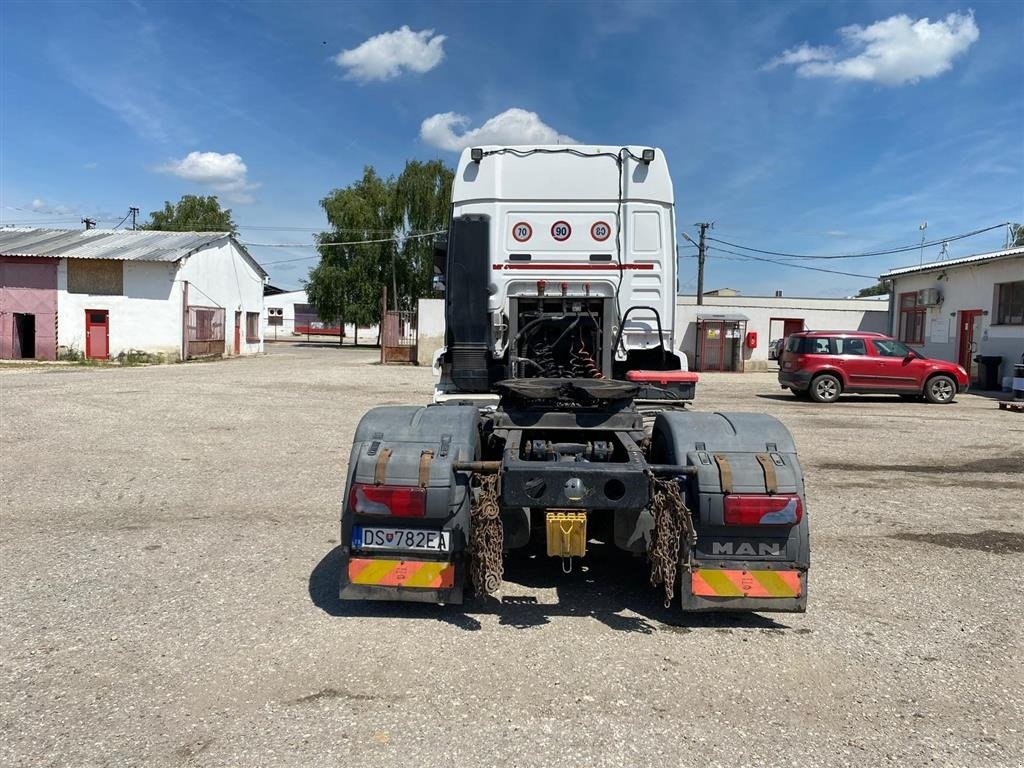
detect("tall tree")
(143, 195), (237, 234)
(306, 160), (453, 335)
(856, 282), (889, 297)
(1010, 222), (1024, 248)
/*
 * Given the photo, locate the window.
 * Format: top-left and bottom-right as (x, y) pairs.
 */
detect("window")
(873, 339), (912, 358)
(246, 311), (260, 342)
(898, 291), (925, 344)
(995, 280), (1024, 325)
(786, 336), (835, 354)
(68, 259), (123, 295)
(835, 337), (866, 355)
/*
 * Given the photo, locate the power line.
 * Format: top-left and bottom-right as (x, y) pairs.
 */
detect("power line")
(248, 229), (447, 266)
(707, 222), (1010, 261)
(704, 246), (879, 279)
(243, 229), (445, 249)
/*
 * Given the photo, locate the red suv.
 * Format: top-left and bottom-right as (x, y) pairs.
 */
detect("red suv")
(778, 331), (969, 404)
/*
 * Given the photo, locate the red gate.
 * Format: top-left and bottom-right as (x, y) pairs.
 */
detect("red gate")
(381, 310), (417, 364)
(185, 306), (225, 359)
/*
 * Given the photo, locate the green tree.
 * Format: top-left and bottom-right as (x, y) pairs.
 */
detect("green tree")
(143, 195), (237, 234)
(856, 282), (889, 297)
(306, 160), (453, 339)
(1010, 222), (1024, 248)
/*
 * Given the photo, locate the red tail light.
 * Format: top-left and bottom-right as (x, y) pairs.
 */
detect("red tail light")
(724, 494), (803, 526)
(349, 483), (426, 517)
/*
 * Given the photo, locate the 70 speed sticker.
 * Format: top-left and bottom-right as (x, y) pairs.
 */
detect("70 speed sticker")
(512, 222), (533, 242)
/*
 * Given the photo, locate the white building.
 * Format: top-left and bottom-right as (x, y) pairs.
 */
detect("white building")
(416, 294), (889, 372)
(262, 288), (382, 343)
(881, 246), (1024, 388)
(0, 228), (266, 361)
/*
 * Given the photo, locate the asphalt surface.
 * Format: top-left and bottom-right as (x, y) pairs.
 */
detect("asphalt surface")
(2, 343), (1022, 767)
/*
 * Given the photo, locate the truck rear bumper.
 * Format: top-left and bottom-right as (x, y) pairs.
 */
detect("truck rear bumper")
(680, 566), (808, 613)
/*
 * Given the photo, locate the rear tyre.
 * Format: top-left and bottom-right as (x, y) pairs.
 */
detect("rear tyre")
(809, 373), (841, 403)
(924, 375), (957, 404)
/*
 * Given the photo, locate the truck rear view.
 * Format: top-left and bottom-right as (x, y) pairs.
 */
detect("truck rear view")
(338, 146), (809, 612)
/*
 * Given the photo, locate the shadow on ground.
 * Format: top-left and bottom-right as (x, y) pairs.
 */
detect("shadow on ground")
(309, 543), (792, 634)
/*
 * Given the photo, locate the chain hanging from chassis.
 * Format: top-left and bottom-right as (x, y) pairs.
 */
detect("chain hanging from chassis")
(469, 473), (504, 596)
(649, 476), (697, 608)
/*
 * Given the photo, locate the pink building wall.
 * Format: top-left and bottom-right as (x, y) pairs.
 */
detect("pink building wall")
(0, 257), (58, 360)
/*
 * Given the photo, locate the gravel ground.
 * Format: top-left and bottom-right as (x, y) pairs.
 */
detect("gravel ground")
(2, 343), (1022, 768)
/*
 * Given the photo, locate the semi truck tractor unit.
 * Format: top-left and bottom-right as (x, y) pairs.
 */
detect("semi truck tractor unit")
(339, 146), (810, 612)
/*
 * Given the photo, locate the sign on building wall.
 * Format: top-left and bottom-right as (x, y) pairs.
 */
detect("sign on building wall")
(929, 317), (949, 344)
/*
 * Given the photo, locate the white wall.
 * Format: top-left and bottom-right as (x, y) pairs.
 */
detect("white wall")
(177, 241), (266, 355)
(887, 256), (1024, 373)
(417, 297), (445, 365)
(675, 295), (890, 370)
(263, 289), (307, 338)
(57, 260), (183, 358)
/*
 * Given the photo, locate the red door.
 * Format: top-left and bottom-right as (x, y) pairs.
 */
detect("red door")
(234, 311), (242, 355)
(85, 309), (109, 359)
(958, 310), (983, 379)
(783, 319), (804, 339)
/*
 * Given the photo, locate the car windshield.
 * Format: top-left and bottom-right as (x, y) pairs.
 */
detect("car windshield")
(873, 339), (916, 358)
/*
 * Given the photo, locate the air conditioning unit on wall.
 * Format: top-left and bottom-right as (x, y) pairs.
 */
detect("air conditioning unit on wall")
(917, 287), (942, 306)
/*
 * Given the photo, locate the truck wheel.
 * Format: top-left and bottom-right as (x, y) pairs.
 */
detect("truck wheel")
(924, 375), (956, 404)
(809, 373), (841, 403)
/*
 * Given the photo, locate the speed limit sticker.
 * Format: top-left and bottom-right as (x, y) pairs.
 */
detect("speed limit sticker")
(550, 221), (572, 241)
(512, 222), (532, 242)
(591, 221), (611, 241)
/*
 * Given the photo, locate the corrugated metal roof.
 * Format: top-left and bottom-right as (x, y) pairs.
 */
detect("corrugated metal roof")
(0, 227), (268, 277)
(880, 246), (1024, 279)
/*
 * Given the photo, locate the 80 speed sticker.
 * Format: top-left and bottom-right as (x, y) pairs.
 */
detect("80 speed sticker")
(551, 221), (572, 241)
(591, 221), (611, 241)
(512, 222), (532, 242)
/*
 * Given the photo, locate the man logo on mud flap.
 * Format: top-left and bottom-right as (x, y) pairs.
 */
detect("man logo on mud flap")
(712, 542), (783, 556)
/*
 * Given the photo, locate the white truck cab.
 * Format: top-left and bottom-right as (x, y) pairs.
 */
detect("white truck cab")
(436, 145), (681, 398)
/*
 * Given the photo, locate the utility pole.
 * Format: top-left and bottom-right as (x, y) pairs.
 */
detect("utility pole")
(129, 207), (140, 230)
(695, 221), (712, 306)
(81, 217), (96, 230)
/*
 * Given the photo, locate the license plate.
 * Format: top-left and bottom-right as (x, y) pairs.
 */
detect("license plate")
(352, 526), (452, 553)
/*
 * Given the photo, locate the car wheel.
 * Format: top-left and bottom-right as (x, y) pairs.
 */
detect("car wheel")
(924, 375), (956, 404)
(809, 373), (841, 403)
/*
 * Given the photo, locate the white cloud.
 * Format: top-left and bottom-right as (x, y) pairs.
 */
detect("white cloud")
(157, 151), (258, 204)
(765, 11), (979, 86)
(420, 108), (577, 152)
(763, 43), (833, 70)
(29, 198), (77, 215)
(334, 26), (445, 82)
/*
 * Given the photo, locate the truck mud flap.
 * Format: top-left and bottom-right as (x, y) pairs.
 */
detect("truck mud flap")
(340, 556), (465, 605)
(680, 563), (807, 613)
(338, 404), (480, 606)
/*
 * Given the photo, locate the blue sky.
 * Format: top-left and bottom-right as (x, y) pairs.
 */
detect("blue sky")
(1, 0), (1021, 296)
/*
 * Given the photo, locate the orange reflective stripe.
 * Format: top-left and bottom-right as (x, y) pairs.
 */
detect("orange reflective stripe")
(691, 569), (801, 598)
(348, 558), (455, 589)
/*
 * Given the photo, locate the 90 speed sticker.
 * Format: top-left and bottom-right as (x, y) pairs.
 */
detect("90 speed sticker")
(591, 221), (611, 241)
(550, 221), (572, 241)
(512, 222), (532, 242)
